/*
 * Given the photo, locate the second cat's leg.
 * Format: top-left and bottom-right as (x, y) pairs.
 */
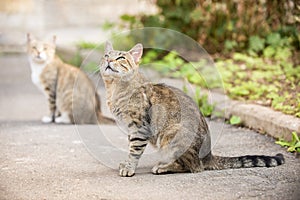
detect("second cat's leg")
(42, 86), (57, 123)
(55, 97), (73, 124)
(55, 112), (71, 124)
(119, 130), (149, 177)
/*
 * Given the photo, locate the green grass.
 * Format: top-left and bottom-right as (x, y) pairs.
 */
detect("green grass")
(276, 132), (300, 153)
(141, 49), (300, 118)
(216, 53), (300, 117)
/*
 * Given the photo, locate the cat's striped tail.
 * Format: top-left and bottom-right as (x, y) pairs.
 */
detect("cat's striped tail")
(205, 153), (284, 170)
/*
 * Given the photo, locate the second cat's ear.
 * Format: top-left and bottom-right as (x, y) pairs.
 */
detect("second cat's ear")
(129, 43), (143, 64)
(105, 41), (113, 53)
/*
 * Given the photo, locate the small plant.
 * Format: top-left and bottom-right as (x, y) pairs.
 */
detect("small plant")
(276, 132), (300, 153)
(229, 115), (242, 125)
(76, 41), (99, 50)
(216, 49), (300, 117)
(193, 87), (215, 117)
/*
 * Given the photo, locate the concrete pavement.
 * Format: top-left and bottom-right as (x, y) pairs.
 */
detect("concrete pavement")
(0, 54), (300, 200)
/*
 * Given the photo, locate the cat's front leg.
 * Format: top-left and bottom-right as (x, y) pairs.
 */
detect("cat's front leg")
(119, 133), (149, 177)
(42, 85), (56, 123)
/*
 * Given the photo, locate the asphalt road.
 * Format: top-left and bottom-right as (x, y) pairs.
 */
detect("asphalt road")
(0, 54), (299, 200)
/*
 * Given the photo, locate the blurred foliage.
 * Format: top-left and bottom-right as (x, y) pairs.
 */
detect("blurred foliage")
(216, 57), (300, 117)
(118, 0), (300, 118)
(73, 1), (300, 117)
(121, 0), (300, 58)
(141, 50), (221, 88)
(141, 44), (300, 117)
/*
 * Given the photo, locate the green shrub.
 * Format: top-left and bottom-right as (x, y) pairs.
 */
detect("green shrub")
(121, 0), (299, 56)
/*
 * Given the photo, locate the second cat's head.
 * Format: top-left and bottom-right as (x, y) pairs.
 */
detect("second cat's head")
(100, 42), (143, 81)
(27, 33), (56, 64)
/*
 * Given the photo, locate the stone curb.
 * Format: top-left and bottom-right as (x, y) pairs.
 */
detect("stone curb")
(224, 100), (300, 141)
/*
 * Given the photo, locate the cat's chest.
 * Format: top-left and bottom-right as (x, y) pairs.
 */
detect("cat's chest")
(29, 62), (47, 91)
(110, 87), (149, 122)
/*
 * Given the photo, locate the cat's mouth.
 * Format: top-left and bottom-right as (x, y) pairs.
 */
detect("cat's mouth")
(105, 65), (119, 73)
(33, 56), (46, 63)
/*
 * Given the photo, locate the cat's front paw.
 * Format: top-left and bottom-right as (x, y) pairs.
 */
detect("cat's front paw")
(41, 116), (53, 123)
(119, 161), (136, 177)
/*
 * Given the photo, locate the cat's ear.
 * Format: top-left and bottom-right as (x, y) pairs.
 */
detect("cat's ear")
(129, 43), (143, 64)
(105, 41), (113, 54)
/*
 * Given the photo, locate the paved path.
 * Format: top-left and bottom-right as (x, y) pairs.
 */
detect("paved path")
(0, 54), (299, 200)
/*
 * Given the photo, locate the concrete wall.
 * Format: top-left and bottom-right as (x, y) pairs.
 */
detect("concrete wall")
(0, 0), (157, 52)
(0, 0), (156, 32)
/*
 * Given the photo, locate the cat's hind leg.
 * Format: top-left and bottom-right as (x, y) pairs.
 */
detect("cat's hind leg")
(152, 124), (204, 174)
(152, 160), (189, 174)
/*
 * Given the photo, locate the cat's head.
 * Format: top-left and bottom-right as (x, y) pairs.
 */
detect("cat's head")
(100, 42), (143, 81)
(27, 33), (56, 64)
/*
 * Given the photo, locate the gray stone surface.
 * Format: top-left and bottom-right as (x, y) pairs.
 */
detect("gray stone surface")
(226, 101), (300, 141)
(0, 53), (299, 200)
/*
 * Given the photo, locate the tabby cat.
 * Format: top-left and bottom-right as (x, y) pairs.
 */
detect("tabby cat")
(100, 42), (284, 177)
(27, 34), (114, 124)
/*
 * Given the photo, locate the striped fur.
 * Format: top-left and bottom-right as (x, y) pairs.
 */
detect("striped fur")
(100, 42), (284, 177)
(27, 34), (114, 124)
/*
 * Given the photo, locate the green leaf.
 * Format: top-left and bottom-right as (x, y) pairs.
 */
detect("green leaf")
(287, 146), (295, 152)
(274, 47), (292, 60)
(248, 36), (265, 53)
(190, 9), (202, 22)
(291, 131), (300, 143)
(120, 14), (135, 22)
(294, 141), (300, 148)
(229, 115), (242, 125)
(266, 33), (281, 47)
(263, 46), (276, 58)
(275, 140), (291, 147)
(225, 40), (238, 51)
(275, 132), (300, 153)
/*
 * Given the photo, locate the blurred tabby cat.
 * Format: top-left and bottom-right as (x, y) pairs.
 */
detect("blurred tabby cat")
(27, 34), (114, 124)
(100, 42), (284, 177)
